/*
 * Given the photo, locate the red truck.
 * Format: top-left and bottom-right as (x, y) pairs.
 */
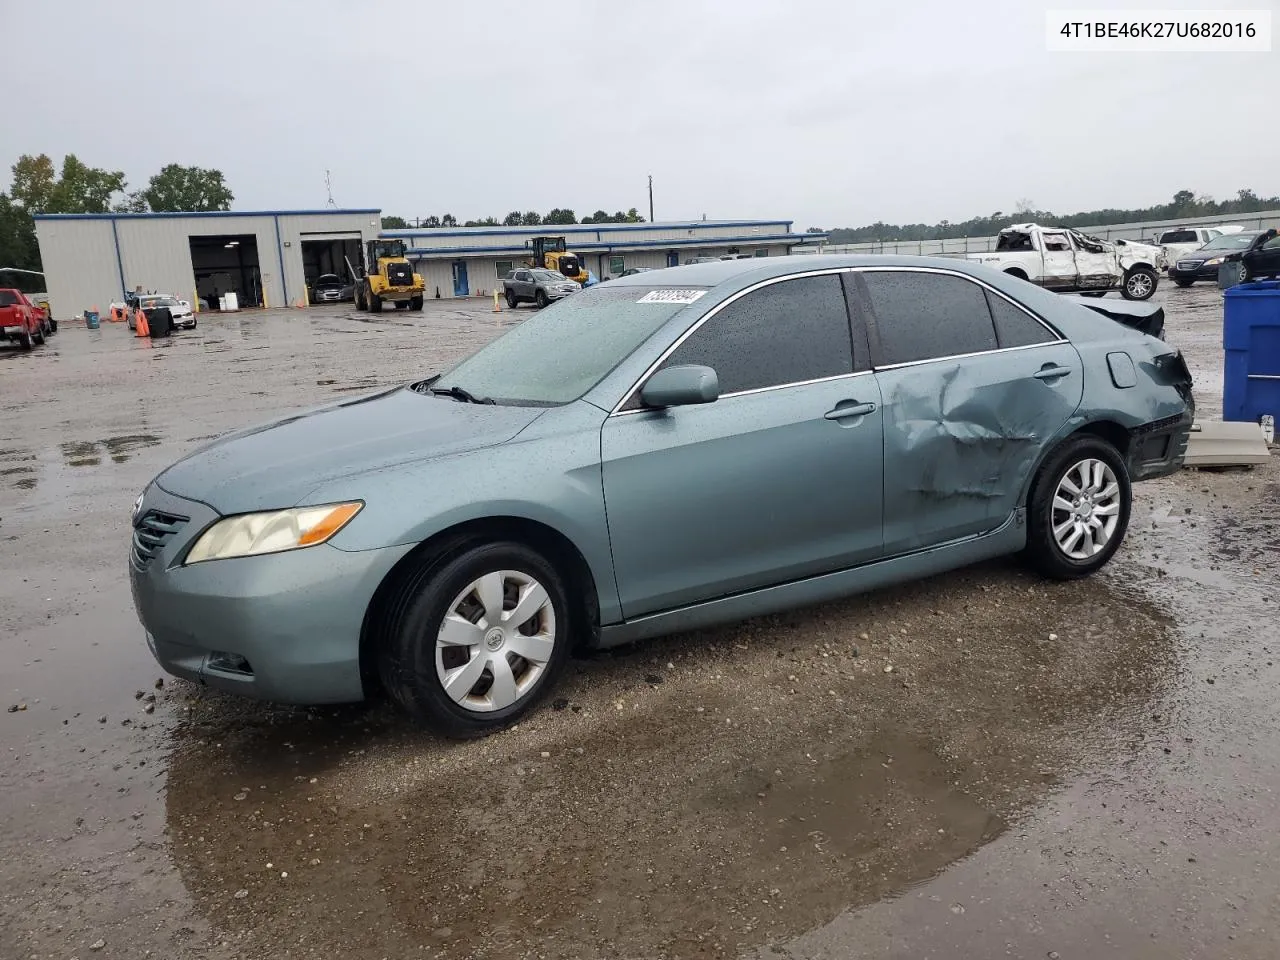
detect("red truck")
(0, 289), (51, 350)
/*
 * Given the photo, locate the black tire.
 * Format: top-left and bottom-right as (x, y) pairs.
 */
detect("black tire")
(1174, 278), (1195, 288)
(395, 300), (410, 310)
(369, 292), (383, 312)
(19, 328), (33, 350)
(32, 324), (44, 345)
(1023, 435), (1131, 580)
(505, 291), (518, 309)
(1237, 262), (1250, 284)
(354, 285), (365, 310)
(535, 290), (549, 308)
(410, 296), (424, 311)
(377, 540), (573, 737)
(1121, 266), (1157, 301)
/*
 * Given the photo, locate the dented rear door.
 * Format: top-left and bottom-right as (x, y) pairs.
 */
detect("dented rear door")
(854, 268), (1083, 556)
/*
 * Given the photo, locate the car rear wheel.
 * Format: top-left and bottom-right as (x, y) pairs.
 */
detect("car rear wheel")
(1023, 435), (1131, 580)
(378, 541), (572, 737)
(1122, 267), (1157, 300)
(1237, 262), (1250, 284)
(410, 296), (424, 311)
(1174, 278), (1194, 287)
(18, 328), (33, 350)
(32, 323), (44, 345)
(505, 291), (517, 309)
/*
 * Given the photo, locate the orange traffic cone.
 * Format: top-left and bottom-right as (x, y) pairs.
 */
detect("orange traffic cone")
(134, 309), (150, 338)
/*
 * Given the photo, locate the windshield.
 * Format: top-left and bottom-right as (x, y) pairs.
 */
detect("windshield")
(532, 270), (566, 282)
(314, 276), (342, 287)
(432, 285), (708, 405)
(1201, 233), (1260, 251)
(143, 296), (179, 307)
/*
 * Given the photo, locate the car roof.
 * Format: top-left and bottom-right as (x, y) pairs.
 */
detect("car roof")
(603, 253), (1029, 287)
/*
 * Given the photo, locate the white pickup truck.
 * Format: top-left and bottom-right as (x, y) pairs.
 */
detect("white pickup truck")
(1151, 224), (1244, 268)
(967, 223), (1164, 300)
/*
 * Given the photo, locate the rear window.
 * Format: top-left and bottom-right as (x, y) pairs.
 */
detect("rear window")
(0, 291), (19, 306)
(1160, 230), (1199, 244)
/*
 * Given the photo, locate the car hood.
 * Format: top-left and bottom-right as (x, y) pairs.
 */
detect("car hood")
(155, 385), (547, 514)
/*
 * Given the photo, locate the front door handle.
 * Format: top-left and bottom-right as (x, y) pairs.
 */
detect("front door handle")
(824, 400), (877, 421)
(1032, 364), (1073, 381)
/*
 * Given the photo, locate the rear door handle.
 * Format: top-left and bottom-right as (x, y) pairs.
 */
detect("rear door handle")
(1032, 364), (1073, 381)
(824, 401), (877, 420)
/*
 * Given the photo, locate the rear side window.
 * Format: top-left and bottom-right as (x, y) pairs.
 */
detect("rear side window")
(661, 274), (852, 394)
(986, 291), (1054, 348)
(862, 271), (997, 366)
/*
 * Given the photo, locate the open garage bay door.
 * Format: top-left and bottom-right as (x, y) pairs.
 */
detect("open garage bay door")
(301, 233), (364, 294)
(189, 235), (262, 309)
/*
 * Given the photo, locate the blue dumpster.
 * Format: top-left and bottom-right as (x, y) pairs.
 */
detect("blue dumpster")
(84, 309), (100, 329)
(1223, 280), (1280, 423)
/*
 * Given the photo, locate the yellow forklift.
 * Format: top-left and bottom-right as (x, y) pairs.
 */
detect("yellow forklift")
(526, 236), (588, 285)
(353, 238), (425, 312)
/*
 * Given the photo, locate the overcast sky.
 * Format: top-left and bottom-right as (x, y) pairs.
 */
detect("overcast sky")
(4, 0), (1275, 228)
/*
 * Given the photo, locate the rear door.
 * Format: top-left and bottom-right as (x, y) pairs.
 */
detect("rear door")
(854, 268), (1083, 555)
(600, 272), (885, 618)
(1036, 231), (1079, 289)
(1069, 232), (1117, 289)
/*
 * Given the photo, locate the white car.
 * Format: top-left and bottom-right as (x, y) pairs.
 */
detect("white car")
(127, 294), (196, 330)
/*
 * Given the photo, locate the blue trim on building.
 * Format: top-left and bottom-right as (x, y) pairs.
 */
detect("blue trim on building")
(32, 209), (381, 221)
(110, 219), (127, 298)
(273, 215), (289, 307)
(405, 233), (826, 258)
(382, 220), (793, 240)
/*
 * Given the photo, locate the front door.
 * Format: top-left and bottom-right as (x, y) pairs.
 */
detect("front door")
(855, 268), (1083, 554)
(601, 273), (885, 619)
(452, 261), (469, 297)
(667, 250), (679, 268)
(1036, 230), (1078, 289)
(1069, 232), (1116, 290)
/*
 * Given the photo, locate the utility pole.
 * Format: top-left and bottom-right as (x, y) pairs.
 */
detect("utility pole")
(648, 174), (654, 223)
(324, 169), (336, 208)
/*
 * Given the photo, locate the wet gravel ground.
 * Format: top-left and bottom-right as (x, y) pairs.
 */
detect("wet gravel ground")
(1, 285), (1276, 959)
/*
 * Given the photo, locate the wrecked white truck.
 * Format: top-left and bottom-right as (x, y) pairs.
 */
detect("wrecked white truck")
(967, 223), (1165, 301)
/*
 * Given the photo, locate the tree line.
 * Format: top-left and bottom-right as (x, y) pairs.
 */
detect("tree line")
(382, 208), (646, 230)
(812, 189), (1280, 244)
(1, 153), (233, 291)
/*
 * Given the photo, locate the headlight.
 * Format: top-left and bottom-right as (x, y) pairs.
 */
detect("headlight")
(184, 501), (363, 564)
(1203, 257), (1223, 266)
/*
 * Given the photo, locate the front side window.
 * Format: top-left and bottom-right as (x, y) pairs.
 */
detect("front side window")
(659, 274), (853, 395)
(1041, 232), (1071, 252)
(862, 271), (998, 366)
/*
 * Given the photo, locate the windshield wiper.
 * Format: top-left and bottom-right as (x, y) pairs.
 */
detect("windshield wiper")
(429, 384), (494, 405)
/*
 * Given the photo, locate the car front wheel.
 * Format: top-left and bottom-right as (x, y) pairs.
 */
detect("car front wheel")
(378, 541), (572, 737)
(1121, 267), (1157, 300)
(1024, 435), (1131, 580)
(1174, 278), (1194, 287)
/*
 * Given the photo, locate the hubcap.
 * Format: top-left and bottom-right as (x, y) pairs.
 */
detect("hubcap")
(1051, 458), (1122, 561)
(435, 570), (556, 713)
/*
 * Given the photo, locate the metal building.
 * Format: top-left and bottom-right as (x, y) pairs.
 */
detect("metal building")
(384, 220), (827, 299)
(33, 209), (382, 317)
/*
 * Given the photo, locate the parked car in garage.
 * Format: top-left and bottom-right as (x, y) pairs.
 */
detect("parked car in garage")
(129, 256), (1195, 736)
(1168, 230), (1266, 286)
(311, 273), (351, 303)
(128, 294), (195, 330)
(1223, 228), (1280, 283)
(502, 268), (580, 308)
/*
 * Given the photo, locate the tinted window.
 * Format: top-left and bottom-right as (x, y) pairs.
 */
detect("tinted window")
(986, 291), (1053, 348)
(659, 275), (852, 395)
(862, 271), (997, 366)
(1262, 235), (1280, 250)
(0, 291), (19, 306)
(1161, 230), (1199, 244)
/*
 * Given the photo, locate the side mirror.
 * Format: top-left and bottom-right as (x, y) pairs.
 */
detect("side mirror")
(640, 365), (719, 409)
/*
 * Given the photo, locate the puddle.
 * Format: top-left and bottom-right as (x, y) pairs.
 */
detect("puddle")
(163, 565), (1176, 959)
(59, 435), (161, 467)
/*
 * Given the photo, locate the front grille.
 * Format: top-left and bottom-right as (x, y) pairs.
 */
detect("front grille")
(131, 509), (188, 570)
(1177, 260), (1204, 270)
(387, 264), (412, 286)
(559, 256), (580, 276)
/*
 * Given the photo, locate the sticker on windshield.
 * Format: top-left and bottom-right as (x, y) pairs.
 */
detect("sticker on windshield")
(636, 289), (706, 305)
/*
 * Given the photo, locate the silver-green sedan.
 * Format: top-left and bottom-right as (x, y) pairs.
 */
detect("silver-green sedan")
(129, 256), (1194, 736)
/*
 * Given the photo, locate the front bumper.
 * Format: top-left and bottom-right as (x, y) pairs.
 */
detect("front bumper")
(128, 482), (414, 704)
(1169, 263), (1221, 282)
